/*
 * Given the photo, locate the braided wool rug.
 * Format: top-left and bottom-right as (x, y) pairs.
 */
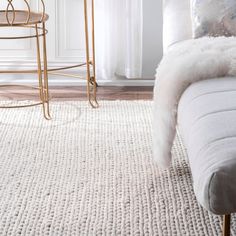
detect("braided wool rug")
(0, 100), (235, 236)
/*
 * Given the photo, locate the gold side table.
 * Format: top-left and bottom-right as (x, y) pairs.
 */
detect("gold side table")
(0, 0), (98, 109)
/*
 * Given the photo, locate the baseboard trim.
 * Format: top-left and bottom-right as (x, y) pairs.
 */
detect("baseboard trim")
(0, 74), (155, 87)
(0, 60), (154, 87)
(0, 62), (155, 87)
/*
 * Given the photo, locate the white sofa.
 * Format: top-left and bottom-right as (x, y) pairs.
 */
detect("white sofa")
(163, 1), (236, 235)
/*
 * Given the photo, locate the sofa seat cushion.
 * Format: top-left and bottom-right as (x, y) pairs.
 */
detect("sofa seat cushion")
(178, 77), (236, 215)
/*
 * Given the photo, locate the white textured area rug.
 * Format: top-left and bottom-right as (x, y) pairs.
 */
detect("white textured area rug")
(0, 101), (235, 236)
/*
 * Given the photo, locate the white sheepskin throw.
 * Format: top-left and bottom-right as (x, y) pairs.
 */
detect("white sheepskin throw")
(154, 36), (236, 169)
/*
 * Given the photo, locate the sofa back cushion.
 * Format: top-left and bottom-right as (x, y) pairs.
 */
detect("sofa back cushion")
(163, 0), (192, 53)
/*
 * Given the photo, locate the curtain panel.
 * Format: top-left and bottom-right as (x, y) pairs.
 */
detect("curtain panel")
(95, 0), (143, 80)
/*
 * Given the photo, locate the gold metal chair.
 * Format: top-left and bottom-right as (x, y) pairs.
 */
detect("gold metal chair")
(0, 0), (50, 119)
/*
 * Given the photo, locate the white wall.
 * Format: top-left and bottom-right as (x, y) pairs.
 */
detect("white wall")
(0, 0), (163, 85)
(142, 0), (163, 79)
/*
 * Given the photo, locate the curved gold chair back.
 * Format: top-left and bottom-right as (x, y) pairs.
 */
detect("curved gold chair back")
(1, 0), (45, 25)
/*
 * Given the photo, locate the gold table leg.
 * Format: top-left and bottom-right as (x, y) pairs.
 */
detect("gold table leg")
(35, 23), (51, 120)
(42, 22), (51, 119)
(84, 0), (99, 108)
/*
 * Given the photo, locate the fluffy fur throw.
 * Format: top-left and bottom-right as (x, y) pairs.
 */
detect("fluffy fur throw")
(154, 36), (236, 169)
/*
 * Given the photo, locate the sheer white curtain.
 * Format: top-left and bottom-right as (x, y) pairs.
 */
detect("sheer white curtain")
(95, 0), (143, 80)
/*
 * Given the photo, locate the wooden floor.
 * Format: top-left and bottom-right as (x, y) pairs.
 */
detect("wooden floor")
(0, 86), (153, 101)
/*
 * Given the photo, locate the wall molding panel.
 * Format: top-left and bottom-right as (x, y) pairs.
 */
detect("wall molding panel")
(0, 0), (91, 85)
